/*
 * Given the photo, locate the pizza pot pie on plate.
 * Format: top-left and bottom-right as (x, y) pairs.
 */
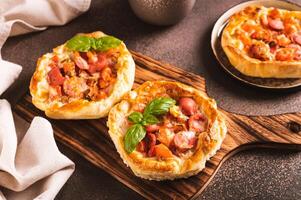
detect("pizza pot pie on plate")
(108, 81), (227, 180)
(222, 5), (301, 78)
(30, 31), (135, 119)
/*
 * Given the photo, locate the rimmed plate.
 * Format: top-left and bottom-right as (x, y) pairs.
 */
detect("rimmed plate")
(211, 0), (301, 89)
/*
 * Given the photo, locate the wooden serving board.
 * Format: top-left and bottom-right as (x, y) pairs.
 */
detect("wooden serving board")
(13, 51), (301, 200)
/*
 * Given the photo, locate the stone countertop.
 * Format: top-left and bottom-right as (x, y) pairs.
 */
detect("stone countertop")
(2, 0), (301, 199)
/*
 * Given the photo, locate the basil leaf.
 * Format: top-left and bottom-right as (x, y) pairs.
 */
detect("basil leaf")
(90, 38), (96, 50)
(66, 35), (92, 52)
(128, 112), (143, 124)
(141, 114), (159, 126)
(144, 97), (176, 116)
(124, 124), (146, 153)
(94, 36), (122, 51)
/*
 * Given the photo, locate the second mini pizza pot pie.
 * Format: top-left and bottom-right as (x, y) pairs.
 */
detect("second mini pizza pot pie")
(222, 5), (301, 78)
(30, 31), (135, 119)
(108, 81), (227, 180)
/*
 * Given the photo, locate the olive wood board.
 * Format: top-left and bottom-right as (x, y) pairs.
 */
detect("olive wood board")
(13, 51), (301, 200)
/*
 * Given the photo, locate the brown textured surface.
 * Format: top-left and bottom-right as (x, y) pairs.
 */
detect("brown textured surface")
(13, 51), (301, 200)
(1, 0), (301, 199)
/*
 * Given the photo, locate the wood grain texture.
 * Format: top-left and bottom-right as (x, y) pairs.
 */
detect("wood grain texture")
(13, 51), (301, 200)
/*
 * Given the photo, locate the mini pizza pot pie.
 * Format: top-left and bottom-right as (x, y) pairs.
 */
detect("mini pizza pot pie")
(30, 31), (135, 119)
(108, 81), (227, 180)
(222, 6), (301, 78)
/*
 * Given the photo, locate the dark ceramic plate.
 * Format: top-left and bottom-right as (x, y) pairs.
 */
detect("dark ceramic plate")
(211, 0), (301, 89)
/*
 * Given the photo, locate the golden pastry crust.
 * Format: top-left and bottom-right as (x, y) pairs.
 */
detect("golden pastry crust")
(30, 31), (135, 119)
(108, 81), (227, 180)
(222, 6), (301, 78)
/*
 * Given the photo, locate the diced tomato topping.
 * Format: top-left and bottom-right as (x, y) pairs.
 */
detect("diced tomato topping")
(188, 113), (207, 133)
(148, 146), (156, 157)
(87, 53), (107, 73)
(88, 54), (107, 73)
(154, 144), (173, 159)
(47, 67), (65, 86)
(147, 133), (156, 147)
(147, 133), (156, 157)
(51, 55), (59, 63)
(146, 124), (160, 132)
(241, 24), (258, 33)
(137, 140), (147, 153)
(269, 8), (281, 19)
(88, 64), (99, 74)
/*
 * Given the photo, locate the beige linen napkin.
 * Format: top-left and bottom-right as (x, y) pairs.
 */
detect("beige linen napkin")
(0, 100), (75, 200)
(0, 0), (91, 199)
(0, 0), (91, 95)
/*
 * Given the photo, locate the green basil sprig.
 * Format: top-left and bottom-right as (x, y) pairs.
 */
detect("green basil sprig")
(66, 35), (122, 52)
(124, 97), (176, 153)
(124, 124), (146, 154)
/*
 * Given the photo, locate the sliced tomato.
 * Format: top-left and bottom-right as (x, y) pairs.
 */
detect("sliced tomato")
(146, 124), (160, 132)
(47, 67), (65, 86)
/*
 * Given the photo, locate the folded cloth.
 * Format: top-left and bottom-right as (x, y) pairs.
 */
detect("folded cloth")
(0, 0), (91, 199)
(0, 0), (91, 94)
(0, 100), (75, 200)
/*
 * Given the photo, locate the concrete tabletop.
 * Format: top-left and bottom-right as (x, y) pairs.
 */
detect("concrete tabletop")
(2, 0), (300, 199)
